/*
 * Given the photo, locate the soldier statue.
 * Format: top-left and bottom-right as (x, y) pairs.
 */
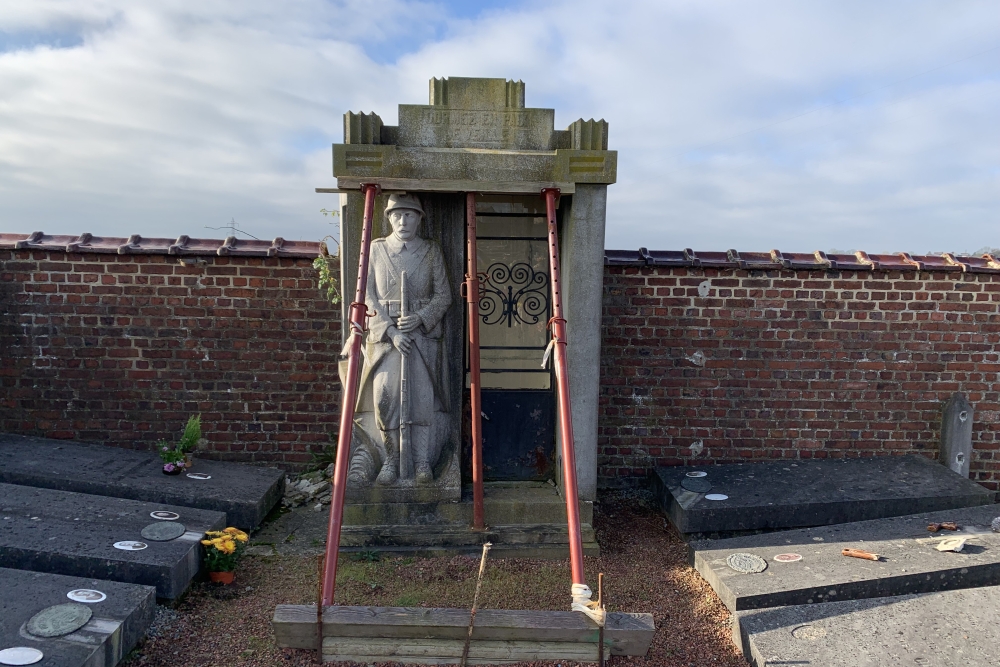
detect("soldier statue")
(348, 193), (452, 486)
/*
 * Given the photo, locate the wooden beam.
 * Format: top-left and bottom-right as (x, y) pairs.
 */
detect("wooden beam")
(273, 605), (654, 659)
(331, 178), (577, 195)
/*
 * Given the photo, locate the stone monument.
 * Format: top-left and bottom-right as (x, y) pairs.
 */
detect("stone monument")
(325, 77), (615, 537)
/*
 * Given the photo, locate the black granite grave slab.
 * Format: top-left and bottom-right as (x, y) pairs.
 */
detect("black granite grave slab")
(734, 586), (1000, 667)
(654, 454), (994, 534)
(691, 504), (1000, 612)
(0, 567), (155, 667)
(0, 433), (284, 531)
(0, 483), (225, 599)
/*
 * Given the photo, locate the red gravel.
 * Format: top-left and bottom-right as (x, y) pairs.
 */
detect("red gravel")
(126, 493), (747, 666)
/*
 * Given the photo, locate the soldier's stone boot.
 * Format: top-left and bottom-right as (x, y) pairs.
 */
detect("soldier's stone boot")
(415, 455), (433, 484)
(376, 431), (399, 486)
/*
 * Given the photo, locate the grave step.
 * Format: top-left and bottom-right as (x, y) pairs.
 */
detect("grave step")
(0, 433), (284, 531)
(0, 567), (155, 667)
(0, 483), (225, 599)
(690, 504), (1000, 612)
(655, 454), (994, 534)
(734, 585), (1000, 667)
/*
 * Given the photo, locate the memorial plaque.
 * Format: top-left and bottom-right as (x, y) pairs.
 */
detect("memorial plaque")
(0, 647), (43, 666)
(141, 521), (186, 542)
(150, 511), (180, 521)
(681, 478), (712, 493)
(26, 603), (92, 638)
(67, 589), (107, 603)
(186, 473), (211, 480)
(726, 553), (768, 574)
(113, 540), (148, 551)
(685, 471), (708, 478)
(773, 553), (803, 563)
(705, 493), (729, 501)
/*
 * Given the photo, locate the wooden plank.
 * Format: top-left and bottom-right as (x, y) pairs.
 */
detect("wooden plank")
(323, 637), (598, 662)
(333, 177), (576, 195)
(274, 605), (655, 656)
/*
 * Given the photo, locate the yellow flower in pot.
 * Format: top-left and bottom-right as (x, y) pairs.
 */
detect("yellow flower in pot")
(201, 527), (249, 584)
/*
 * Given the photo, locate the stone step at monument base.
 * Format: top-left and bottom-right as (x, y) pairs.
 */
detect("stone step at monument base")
(0, 483), (226, 599)
(344, 482), (593, 526)
(0, 433), (284, 531)
(733, 586), (1000, 667)
(0, 567), (155, 667)
(690, 504), (1000, 612)
(654, 454), (994, 534)
(341, 523), (599, 557)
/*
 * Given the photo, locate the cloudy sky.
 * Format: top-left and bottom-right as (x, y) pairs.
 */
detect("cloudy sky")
(1, 1), (997, 253)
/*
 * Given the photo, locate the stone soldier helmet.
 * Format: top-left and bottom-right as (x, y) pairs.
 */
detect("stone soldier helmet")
(384, 192), (424, 218)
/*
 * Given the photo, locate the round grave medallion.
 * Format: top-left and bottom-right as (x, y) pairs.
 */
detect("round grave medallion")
(141, 521), (186, 542)
(150, 511), (180, 521)
(685, 471), (708, 478)
(26, 603), (92, 638)
(705, 493), (729, 501)
(186, 473), (211, 480)
(791, 624), (827, 640)
(0, 647), (44, 666)
(66, 589), (106, 603)
(113, 541), (148, 551)
(726, 552), (768, 574)
(681, 477), (712, 493)
(774, 553), (803, 563)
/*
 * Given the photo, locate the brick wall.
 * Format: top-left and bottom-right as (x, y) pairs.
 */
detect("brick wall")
(0, 249), (341, 468)
(599, 266), (1000, 490)
(4, 241), (1000, 487)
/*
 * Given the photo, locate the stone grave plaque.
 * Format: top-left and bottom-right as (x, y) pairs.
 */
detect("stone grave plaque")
(0, 647), (44, 666)
(681, 478), (712, 493)
(141, 521), (186, 542)
(727, 553), (768, 574)
(26, 603), (92, 638)
(150, 511), (180, 521)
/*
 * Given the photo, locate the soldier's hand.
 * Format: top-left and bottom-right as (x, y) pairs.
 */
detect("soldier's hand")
(397, 314), (421, 333)
(391, 331), (412, 354)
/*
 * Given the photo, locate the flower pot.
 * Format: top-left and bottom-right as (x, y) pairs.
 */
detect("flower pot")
(184, 454), (194, 469)
(162, 465), (183, 476)
(208, 570), (235, 584)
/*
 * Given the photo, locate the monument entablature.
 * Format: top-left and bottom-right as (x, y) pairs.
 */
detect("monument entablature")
(327, 77), (616, 194)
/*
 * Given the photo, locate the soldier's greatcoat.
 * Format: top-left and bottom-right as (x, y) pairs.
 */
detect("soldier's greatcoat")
(356, 234), (452, 426)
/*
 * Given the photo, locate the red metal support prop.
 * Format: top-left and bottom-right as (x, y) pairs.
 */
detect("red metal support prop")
(465, 192), (485, 531)
(321, 183), (380, 606)
(541, 187), (585, 586)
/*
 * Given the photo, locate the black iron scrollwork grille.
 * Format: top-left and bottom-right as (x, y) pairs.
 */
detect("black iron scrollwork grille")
(478, 262), (550, 327)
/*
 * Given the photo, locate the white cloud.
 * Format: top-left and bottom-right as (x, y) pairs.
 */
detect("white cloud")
(0, 0), (997, 253)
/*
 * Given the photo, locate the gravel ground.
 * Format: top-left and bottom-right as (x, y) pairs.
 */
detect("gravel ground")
(125, 492), (748, 667)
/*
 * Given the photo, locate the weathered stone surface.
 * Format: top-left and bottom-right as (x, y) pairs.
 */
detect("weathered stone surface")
(0, 483), (225, 598)
(26, 603), (92, 638)
(654, 455), (994, 534)
(0, 567), (155, 667)
(734, 586), (1000, 667)
(0, 433), (284, 530)
(940, 392), (974, 477)
(691, 504), (1000, 612)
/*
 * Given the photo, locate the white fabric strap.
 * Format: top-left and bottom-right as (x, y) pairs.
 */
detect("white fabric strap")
(570, 583), (606, 626)
(540, 338), (555, 368)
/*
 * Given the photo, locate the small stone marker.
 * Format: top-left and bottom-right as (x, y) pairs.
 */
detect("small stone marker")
(66, 589), (106, 603)
(150, 511), (180, 520)
(705, 493), (728, 501)
(140, 522), (186, 542)
(680, 478), (712, 493)
(26, 603), (92, 638)
(0, 647), (44, 666)
(940, 392), (973, 477)
(773, 553), (802, 563)
(727, 553), (767, 574)
(113, 541), (148, 551)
